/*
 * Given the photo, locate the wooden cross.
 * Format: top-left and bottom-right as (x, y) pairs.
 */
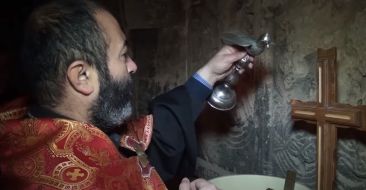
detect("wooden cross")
(290, 47), (366, 190)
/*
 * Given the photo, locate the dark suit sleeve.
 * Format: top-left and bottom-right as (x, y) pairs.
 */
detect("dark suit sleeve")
(146, 77), (211, 183)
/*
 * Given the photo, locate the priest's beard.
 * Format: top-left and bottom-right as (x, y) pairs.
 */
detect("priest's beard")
(90, 76), (134, 133)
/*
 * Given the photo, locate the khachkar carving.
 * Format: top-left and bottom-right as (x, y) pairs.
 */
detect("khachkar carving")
(291, 47), (366, 190)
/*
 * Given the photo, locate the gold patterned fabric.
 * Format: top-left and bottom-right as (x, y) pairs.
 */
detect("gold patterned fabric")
(0, 100), (167, 190)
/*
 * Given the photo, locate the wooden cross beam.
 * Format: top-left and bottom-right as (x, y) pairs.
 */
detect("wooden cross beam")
(290, 47), (366, 190)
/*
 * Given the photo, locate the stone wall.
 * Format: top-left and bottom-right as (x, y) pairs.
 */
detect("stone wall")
(122, 0), (366, 189)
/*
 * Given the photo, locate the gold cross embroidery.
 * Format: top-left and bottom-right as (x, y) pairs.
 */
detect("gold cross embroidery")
(66, 168), (85, 181)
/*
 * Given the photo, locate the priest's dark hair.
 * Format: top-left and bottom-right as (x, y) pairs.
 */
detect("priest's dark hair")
(21, 0), (109, 106)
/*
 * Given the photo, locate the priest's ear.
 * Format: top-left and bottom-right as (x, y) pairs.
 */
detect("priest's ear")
(66, 61), (96, 95)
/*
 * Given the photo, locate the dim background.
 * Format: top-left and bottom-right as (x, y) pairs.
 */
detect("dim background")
(1, 0), (365, 189)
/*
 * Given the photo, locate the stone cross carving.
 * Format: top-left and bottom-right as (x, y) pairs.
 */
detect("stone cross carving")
(290, 47), (366, 190)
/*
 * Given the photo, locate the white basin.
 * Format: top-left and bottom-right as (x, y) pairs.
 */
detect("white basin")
(209, 175), (311, 190)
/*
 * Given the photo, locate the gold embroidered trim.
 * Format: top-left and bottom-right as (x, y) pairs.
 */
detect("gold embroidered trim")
(0, 108), (27, 121)
(143, 115), (153, 150)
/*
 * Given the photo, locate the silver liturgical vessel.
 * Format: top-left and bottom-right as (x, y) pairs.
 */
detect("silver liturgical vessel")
(208, 32), (271, 111)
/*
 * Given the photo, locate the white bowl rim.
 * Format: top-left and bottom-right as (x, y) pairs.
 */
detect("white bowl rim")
(209, 174), (310, 189)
